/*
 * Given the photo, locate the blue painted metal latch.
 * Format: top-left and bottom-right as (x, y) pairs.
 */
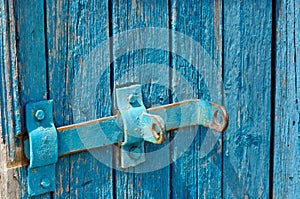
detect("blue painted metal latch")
(24, 84), (228, 196)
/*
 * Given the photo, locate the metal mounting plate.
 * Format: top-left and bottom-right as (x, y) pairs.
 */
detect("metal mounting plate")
(26, 100), (58, 196)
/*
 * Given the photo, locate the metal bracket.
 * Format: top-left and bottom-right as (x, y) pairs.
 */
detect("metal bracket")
(24, 84), (228, 196)
(25, 100), (58, 196)
(116, 85), (166, 168)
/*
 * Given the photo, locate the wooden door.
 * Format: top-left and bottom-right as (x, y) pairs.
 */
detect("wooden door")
(0, 0), (299, 199)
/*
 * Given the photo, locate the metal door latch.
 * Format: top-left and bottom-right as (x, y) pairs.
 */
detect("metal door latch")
(24, 84), (228, 196)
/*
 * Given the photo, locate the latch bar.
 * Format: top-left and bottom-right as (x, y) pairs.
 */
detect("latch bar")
(25, 99), (228, 158)
(148, 99), (228, 132)
(26, 99), (227, 158)
(57, 115), (123, 156)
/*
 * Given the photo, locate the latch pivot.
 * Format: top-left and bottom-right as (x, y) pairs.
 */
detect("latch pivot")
(116, 85), (166, 168)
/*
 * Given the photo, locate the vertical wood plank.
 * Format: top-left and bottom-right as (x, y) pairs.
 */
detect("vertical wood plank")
(223, 1), (272, 198)
(45, 1), (70, 198)
(0, 0), (21, 163)
(273, 0), (300, 198)
(16, 0), (48, 106)
(170, 0), (223, 198)
(0, 0), (47, 198)
(14, 0), (50, 198)
(0, 3), (22, 197)
(45, 0), (113, 198)
(112, 0), (170, 198)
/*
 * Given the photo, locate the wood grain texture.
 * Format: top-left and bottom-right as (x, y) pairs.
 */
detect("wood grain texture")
(170, 0), (223, 198)
(112, 0), (170, 198)
(2, 1), (300, 198)
(16, 0), (48, 116)
(223, 1), (272, 198)
(0, 0), (22, 164)
(45, 1), (71, 198)
(273, 0), (300, 198)
(15, 0), (51, 198)
(0, 4), (20, 197)
(45, 0), (113, 198)
(0, 0), (52, 198)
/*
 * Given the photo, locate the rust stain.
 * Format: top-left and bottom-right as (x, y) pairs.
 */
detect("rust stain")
(217, 139), (222, 154)
(132, 0), (136, 9)
(6, 145), (29, 169)
(214, 0), (221, 46)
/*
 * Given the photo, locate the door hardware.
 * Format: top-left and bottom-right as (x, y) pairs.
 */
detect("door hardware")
(24, 84), (228, 196)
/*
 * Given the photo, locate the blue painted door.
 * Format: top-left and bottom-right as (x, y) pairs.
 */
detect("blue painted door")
(0, 0), (299, 199)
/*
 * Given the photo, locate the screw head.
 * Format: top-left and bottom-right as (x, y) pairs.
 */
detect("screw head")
(35, 109), (45, 121)
(134, 128), (140, 134)
(129, 146), (142, 160)
(40, 177), (50, 189)
(128, 94), (137, 104)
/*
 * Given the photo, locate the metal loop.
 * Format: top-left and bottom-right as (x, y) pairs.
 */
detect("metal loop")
(209, 102), (229, 132)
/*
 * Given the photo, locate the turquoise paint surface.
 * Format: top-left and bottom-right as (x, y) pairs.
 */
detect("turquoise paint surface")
(170, 0), (223, 198)
(223, 1), (272, 198)
(112, 1), (171, 198)
(0, 0), (299, 198)
(273, 0), (300, 198)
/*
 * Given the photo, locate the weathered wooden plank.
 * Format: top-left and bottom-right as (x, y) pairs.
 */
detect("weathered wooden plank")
(0, 0), (21, 163)
(0, 6), (22, 199)
(170, 0), (223, 198)
(45, 0), (113, 198)
(16, 0), (48, 115)
(44, 1), (71, 198)
(112, 0), (170, 198)
(0, 0), (51, 198)
(273, 0), (300, 198)
(15, 0), (51, 198)
(223, 1), (272, 198)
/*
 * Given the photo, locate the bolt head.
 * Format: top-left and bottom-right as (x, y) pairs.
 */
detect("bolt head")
(35, 109), (45, 121)
(129, 146), (142, 159)
(40, 177), (50, 189)
(128, 94), (137, 104)
(134, 128), (140, 134)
